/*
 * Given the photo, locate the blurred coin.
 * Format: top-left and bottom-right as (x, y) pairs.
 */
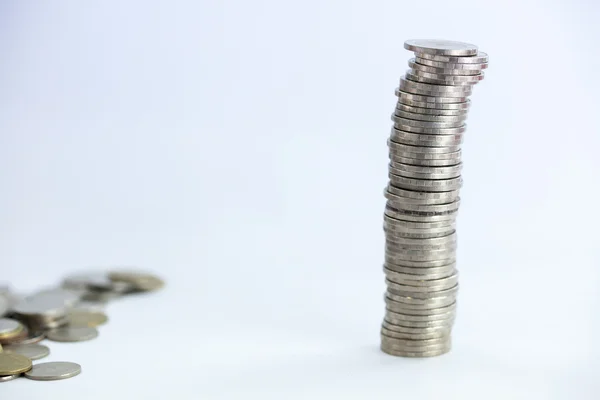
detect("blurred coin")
(0, 374), (20, 382)
(396, 102), (469, 116)
(4, 344), (50, 361)
(26, 288), (83, 306)
(46, 327), (98, 343)
(0, 318), (23, 339)
(381, 342), (451, 357)
(404, 39), (477, 56)
(9, 330), (45, 345)
(24, 361), (81, 381)
(109, 269), (165, 292)
(0, 353), (32, 375)
(381, 325), (448, 340)
(67, 310), (108, 328)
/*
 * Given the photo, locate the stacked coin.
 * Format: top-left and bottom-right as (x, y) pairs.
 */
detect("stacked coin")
(0, 268), (164, 382)
(381, 39), (488, 358)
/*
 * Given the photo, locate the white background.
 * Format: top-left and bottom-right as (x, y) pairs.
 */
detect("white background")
(1, 0), (599, 399)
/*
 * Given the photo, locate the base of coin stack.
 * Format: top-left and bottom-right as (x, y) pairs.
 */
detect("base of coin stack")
(381, 39), (488, 358)
(0, 269), (164, 381)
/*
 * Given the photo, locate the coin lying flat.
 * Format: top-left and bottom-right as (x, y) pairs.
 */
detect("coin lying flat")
(4, 344), (50, 361)
(404, 39), (477, 56)
(46, 327), (99, 343)
(0, 373), (20, 382)
(9, 329), (45, 345)
(109, 270), (165, 292)
(68, 310), (108, 328)
(0, 318), (24, 339)
(0, 353), (32, 375)
(24, 361), (81, 381)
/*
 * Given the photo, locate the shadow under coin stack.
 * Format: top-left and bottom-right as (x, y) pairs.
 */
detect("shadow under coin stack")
(381, 39), (488, 357)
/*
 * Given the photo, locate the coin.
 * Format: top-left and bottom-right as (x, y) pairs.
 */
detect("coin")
(404, 39), (477, 56)
(0, 374), (19, 382)
(24, 361), (81, 381)
(0, 353), (32, 375)
(384, 207), (457, 223)
(394, 109), (468, 123)
(392, 114), (465, 130)
(400, 77), (473, 94)
(388, 162), (462, 180)
(4, 344), (50, 361)
(109, 270), (165, 292)
(388, 140), (462, 155)
(381, 325), (447, 340)
(408, 58), (481, 75)
(46, 327), (99, 343)
(390, 154), (461, 167)
(9, 330), (45, 345)
(387, 274), (459, 293)
(381, 342), (451, 357)
(396, 89), (470, 105)
(417, 51), (489, 64)
(67, 310), (108, 328)
(386, 185), (459, 204)
(384, 266), (457, 283)
(0, 318), (24, 339)
(384, 261), (456, 275)
(26, 288), (83, 306)
(12, 297), (67, 320)
(0, 296), (8, 318)
(396, 102), (469, 116)
(408, 69), (484, 83)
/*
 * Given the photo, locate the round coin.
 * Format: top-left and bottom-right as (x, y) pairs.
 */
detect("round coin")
(400, 77), (473, 94)
(396, 102), (469, 116)
(67, 310), (108, 328)
(384, 261), (456, 276)
(409, 69), (484, 83)
(396, 89), (470, 106)
(26, 288), (83, 306)
(381, 326), (448, 340)
(0, 374), (20, 382)
(394, 109), (467, 123)
(0, 353), (32, 375)
(381, 342), (451, 357)
(24, 361), (81, 381)
(417, 51), (489, 64)
(0, 318), (24, 339)
(408, 58), (481, 75)
(404, 39), (477, 56)
(46, 327), (98, 343)
(392, 114), (465, 129)
(388, 140), (461, 155)
(386, 185), (459, 204)
(390, 154), (461, 167)
(9, 330), (45, 345)
(4, 344), (50, 361)
(109, 270), (165, 292)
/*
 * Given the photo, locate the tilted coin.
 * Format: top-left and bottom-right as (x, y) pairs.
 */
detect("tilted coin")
(72, 300), (106, 312)
(394, 109), (468, 124)
(387, 282), (459, 298)
(406, 71), (476, 86)
(396, 89), (470, 106)
(0, 352), (32, 375)
(392, 114), (465, 129)
(385, 291), (457, 308)
(63, 271), (114, 291)
(68, 310), (108, 328)
(0, 374), (20, 382)
(408, 58), (481, 75)
(390, 130), (463, 147)
(384, 206), (457, 223)
(386, 184), (459, 204)
(384, 261), (456, 276)
(409, 69), (484, 83)
(381, 325), (448, 340)
(382, 320), (450, 334)
(404, 39), (477, 56)
(388, 174), (463, 192)
(385, 309), (455, 323)
(46, 327), (99, 343)
(417, 50), (488, 64)
(396, 102), (469, 116)
(390, 154), (461, 167)
(109, 269), (165, 292)
(0, 318), (24, 339)
(12, 297), (67, 320)
(385, 192), (460, 214)
(387, 273), (459, 292)
(385, 226), (455, 239)
(4, 344), (50, 361)
(389, 162), (462, 179)
(416, 56), (488, 70)
(24, 361), (82, 381)
(388, 139), (461, 155)
(26, 288), (83, 307)
(384, 266), (457, 283)
(383, 213), (455, 229)
(400, 77), (473, 94)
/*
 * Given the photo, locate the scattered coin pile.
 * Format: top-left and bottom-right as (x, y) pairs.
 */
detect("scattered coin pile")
(0, 269), (164, 382)
(381, 39), (488, 357)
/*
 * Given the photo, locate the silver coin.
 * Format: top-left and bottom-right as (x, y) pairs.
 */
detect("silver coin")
(381, 326), (448, 340)
(396, 89), (470, 106)
(388, 140), (461, 155)
(389, 163), (462, 180)
(385, 194), (460, 214)
(0, 318), (23, 337)
(385, 226), (455, 239)
(387, 273), (459, 292)
(4, 344), (50, 361)
(12, 297), (67, 319)
(390, 154), (461, 167)
(384, 207), (457, 223)
(63, 271), (113, 291)
(0, 374), (20, 382)
(10, 330), (45, 345)
(385, 290), (457, 306)
(385, 231), (457, 245)
(396, 102), (469, 116)
(382, 320), (450, 334)
(380, 334), (450, 349)
(26, 288), (83, 306)
(383, 213), (455, 229)
(385, 308), (455, 323)
(388, 175), (463, 192)
(72, 300), (106, 312)
(406, 70), (483, 85)
(387, 240), (457, 254)
(385, 296), (457, 314)
(394, 109), (468, 124)
(46, 327), (98, 343)
(400, 77), (473, 94)
(384, 317), (454, 331)
(416, 57), (488, 71)
(381, 342), (451, 357)
(404, 39), (477, 56)
(24, 362), (82, 381)
(417, 51), (489, 64)
(385, 258), (457, 271)
(392, 114), (465, 129)
(386, 185), (459, 204)
(384, 261), (456, 275)
(381, 336), (451, 352)
(408, 58), (481, 75)
(387, 282), (459, 298)
(390, 130), (463, 147)
(384, 266), (457, 283)
(385, 248), (456, 263)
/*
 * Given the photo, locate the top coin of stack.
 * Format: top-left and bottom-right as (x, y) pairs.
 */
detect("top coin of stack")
(381, 39), (487, 358)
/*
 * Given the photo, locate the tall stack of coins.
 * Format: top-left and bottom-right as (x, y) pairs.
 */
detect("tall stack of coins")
(381, 39), (488, 358)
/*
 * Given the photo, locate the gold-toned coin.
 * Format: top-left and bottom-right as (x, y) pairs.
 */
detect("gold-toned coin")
(109, 270), (165, 292)
(0, 318), (25, 340)
(68, 310), (108, 328)
(0, 352), (32, 375)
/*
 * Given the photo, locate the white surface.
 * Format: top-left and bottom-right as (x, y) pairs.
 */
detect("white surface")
(1, 0), (599, 399)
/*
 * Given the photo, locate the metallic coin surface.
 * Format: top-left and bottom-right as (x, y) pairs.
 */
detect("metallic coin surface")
(68, 310), (108, 328)
(4, 344), (50, 361)
(381, 342), (451, 357)
(24, 361), (82, 381)
(404, 39), (477, 56)
(46, 327), (99, 343)
(396, 89), (470, 105)
(408, 58), (481, 75)
(417, 51), (489, 64)
(0, 318), (24, 339)
(26, 288), (83, 306)
(0, 353), (32, 375)
(9, 330), (45, 345)
(109, 269), (165, 292)
(0, 374), (20, 382)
